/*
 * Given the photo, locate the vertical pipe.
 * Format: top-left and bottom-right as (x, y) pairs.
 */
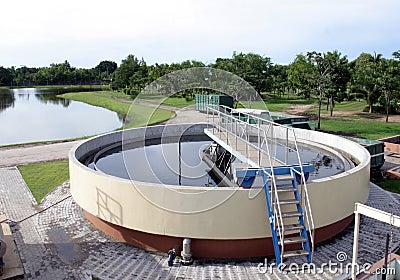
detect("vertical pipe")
(352, 211), (361, 280)
(235, 116), (238, 150)
(383, 233), (390, 280)
(258, 119), (261, 166)
(285, 128), (288, 164)
(206, 105), (208, 130)
(181, 238), (193, 265)
(246, 121), (249, 159)
(212, 106), (214, 134)
(178, 138), (182, 186)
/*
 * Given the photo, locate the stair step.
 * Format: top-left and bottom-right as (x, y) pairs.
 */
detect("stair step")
(281, 211), (302, 218)
(279, 236), (307, 245)
(273, 186), (296, 193)
(276, 199), (299, 205)
(274, 174), (294, 181)
(282, 249), (309, 258)
(278, 223), (304, 232)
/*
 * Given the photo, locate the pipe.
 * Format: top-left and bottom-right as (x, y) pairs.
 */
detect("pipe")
(181, 238), (193, 265)
(383, 233), (390, 280)
(167, 248), (176, 267)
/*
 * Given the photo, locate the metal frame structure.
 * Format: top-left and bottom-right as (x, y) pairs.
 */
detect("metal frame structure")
(352, 203), (400, 280)
(205, 105), (315, 267)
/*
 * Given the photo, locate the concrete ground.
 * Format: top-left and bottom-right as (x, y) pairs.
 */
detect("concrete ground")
(1, 167), (400, 279)
(0, 141), (82, 168)
(164, 106), (208, 125)
(1, 107), (400, 279)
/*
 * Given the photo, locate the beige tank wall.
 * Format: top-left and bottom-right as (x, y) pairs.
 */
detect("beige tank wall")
(69, 124), (370, 240)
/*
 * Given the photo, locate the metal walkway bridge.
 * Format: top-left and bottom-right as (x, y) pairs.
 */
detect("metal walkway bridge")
(204, 105), (315, 268)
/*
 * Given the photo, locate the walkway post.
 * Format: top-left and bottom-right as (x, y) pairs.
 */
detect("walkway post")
(352, 205), (361, 280)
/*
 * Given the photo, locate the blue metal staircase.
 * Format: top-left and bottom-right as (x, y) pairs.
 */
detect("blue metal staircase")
(264, 165), (313, 267)
(236, 164), (314, 267)
(205, 105), (315, 268)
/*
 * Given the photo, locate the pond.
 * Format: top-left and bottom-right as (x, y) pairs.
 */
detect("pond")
(0, 88), (123, 146)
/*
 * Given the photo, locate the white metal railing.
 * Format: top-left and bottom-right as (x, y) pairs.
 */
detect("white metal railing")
(292, 133), (315, 258)
(206, 104), (315, 260)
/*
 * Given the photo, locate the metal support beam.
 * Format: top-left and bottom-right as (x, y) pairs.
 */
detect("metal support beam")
(351, 203), (400, 280)
(352, 211), (361, 280)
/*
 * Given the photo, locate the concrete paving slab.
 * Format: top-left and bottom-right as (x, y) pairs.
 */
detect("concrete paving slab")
(0, 216), (24, 279)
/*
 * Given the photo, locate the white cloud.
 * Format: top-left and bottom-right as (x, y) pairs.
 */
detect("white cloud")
(0, 0), (399, 67)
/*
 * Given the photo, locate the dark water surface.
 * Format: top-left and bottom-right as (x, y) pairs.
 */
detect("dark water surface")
(90, 140), (346, 187)
(0, 88), (123, 145)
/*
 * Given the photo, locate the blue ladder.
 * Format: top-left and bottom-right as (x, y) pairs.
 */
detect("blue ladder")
(236, 164), (314, 268)
(264, 165), (313, 267)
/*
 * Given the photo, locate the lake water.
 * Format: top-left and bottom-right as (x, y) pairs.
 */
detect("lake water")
(0, 88), (123, 146)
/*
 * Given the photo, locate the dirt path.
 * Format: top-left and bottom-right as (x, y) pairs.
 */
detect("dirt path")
(283, 104), (314, 115)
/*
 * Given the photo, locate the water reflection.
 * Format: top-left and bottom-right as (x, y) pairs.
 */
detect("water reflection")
(0, 88), (122, 145)
(117, 113), (125, 122)
(0, 90), (15, 113)
(35, 92), (71, 107)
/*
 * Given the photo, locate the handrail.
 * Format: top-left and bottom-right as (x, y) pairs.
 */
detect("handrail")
(206, 104), (315, 262)
(206, 105), (294, 166)
(261, 129), (285, 259)
(292, 133), (315, 258)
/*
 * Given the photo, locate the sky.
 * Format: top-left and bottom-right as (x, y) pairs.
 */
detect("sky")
(0, 0), (399, 68)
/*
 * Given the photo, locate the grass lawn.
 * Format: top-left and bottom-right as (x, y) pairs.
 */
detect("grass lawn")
(317, 119), (400, 140)
(238, 98), (314, 111)
(333, 100), (367, 112)
(308, 100), (367, 114)
(19, 160), (70, 203)
(136, 95), (195, 108)
(93, 91), (195, 108)
(58, 91), (175, 128)
(375, 178), (400, 194)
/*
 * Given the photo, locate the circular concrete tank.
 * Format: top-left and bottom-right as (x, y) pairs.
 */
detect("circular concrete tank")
(69, 123), (370, 258)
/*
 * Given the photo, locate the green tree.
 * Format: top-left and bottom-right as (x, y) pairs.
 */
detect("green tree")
(352, 52), (382, 113)
(180, 60), (205, 69)
(130, 59), (149, 94)
(323, 51), (350, 117)
(94, 60), (117, 81)
(0, 66), (13, 86)
(147, 63), (170, 84)
(232, 52), (272, 94)
(112, 55), (142, 89)
(393, 50), (400, 60)
(13, 66), (38, 86)
(212, 52), (272, 103)
(95, 60), (117, 74)
(270, 64), (288, 97)
(307, 51), (349, 128)
(32, 67), (51, 85)
(287, 54), (316, 97)
(377, 58), (400, 122)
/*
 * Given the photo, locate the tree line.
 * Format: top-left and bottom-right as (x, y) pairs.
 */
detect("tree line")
(1, 50), (400, 125)
(0, 60), (117, 86)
